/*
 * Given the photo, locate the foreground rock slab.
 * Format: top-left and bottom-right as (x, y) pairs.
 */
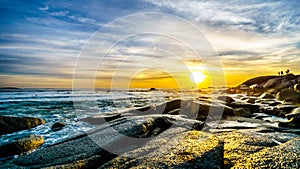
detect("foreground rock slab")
(100, 130), (223, 169)
(0, 115), (45, 135)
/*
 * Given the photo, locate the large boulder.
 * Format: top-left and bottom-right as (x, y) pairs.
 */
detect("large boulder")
(100, 130), (223, 169)
(0, 134), (44, 158)
(0, 115), (45, 135)
(276, 88), (300, 103)
(233, 108), (251, 117)
(233, 138), (300, 168)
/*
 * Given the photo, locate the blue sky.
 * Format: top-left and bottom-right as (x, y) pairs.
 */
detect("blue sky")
(0, 0), (299, 88)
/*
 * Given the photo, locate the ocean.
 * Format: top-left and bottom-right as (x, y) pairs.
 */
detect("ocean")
(0, 88), (202, 148)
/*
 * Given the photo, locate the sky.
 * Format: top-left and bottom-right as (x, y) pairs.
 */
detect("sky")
(0, 0), (299, 88)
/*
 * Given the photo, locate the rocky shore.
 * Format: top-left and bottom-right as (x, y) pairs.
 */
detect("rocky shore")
(1, 75), (300, 168)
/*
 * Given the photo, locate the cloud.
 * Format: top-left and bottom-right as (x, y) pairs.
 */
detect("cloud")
(144, 0), (300, 34)
(38, 6), (49, 11)
(0, 0), (299, 87)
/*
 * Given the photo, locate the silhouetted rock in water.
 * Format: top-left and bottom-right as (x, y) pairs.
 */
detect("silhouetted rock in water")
(149, 87), (157, 91)
(233, 108), (251, 117)
(100, 130), (223, 169)
(276, 88), (300, 103)
(0, 87), (20, 89)
(0, 115), (45, 135)
(0, 134), (44, 158)
(233, 138), (300, 168)
(217, 95), (234, 105)
(51, 122), (66, 131)
(259, 93), (275, 99)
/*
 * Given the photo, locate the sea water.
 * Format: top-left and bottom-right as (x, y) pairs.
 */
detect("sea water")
(0, 88), (191, 147)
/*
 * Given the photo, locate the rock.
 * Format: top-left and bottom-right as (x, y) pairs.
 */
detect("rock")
(217, 131), (278, 168)
(155, 99), (182, 114)
(259, 99), (281, 106)
(278, 119), (300, 128)
(245, 98), (256, 104)
(276, 88), (300, 103)
(233, 108), (251, 117)
(100, 130), (223, 169)
(0, 134), (44, 158)
(276, 104), (298, 114)
(279, 107), (300, 128)
(217, 95), (234, 105)
(0, 115), (45, 135)
(284, 73), (296, 80)
(277, 80), (292, 90)
(233, 138), (300, 168)
(285, 107), (300, 120)
(149, 87), (157, 91)
(180, 100), (234, 120)
(230, 102), (260, 113)
(259, 93), (275, 99)
(294, 83), (300, 92)
(51, 122), (66, 131)
(263, 78), (281, 89)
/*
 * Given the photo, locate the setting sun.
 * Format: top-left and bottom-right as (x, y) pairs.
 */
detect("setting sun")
(190, 71), (206, 84)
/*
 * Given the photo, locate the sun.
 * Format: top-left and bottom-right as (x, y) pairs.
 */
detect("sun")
(190, 71), (206, 84)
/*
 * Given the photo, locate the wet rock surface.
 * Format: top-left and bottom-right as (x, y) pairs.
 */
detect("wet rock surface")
(0, 115), (45, 135)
